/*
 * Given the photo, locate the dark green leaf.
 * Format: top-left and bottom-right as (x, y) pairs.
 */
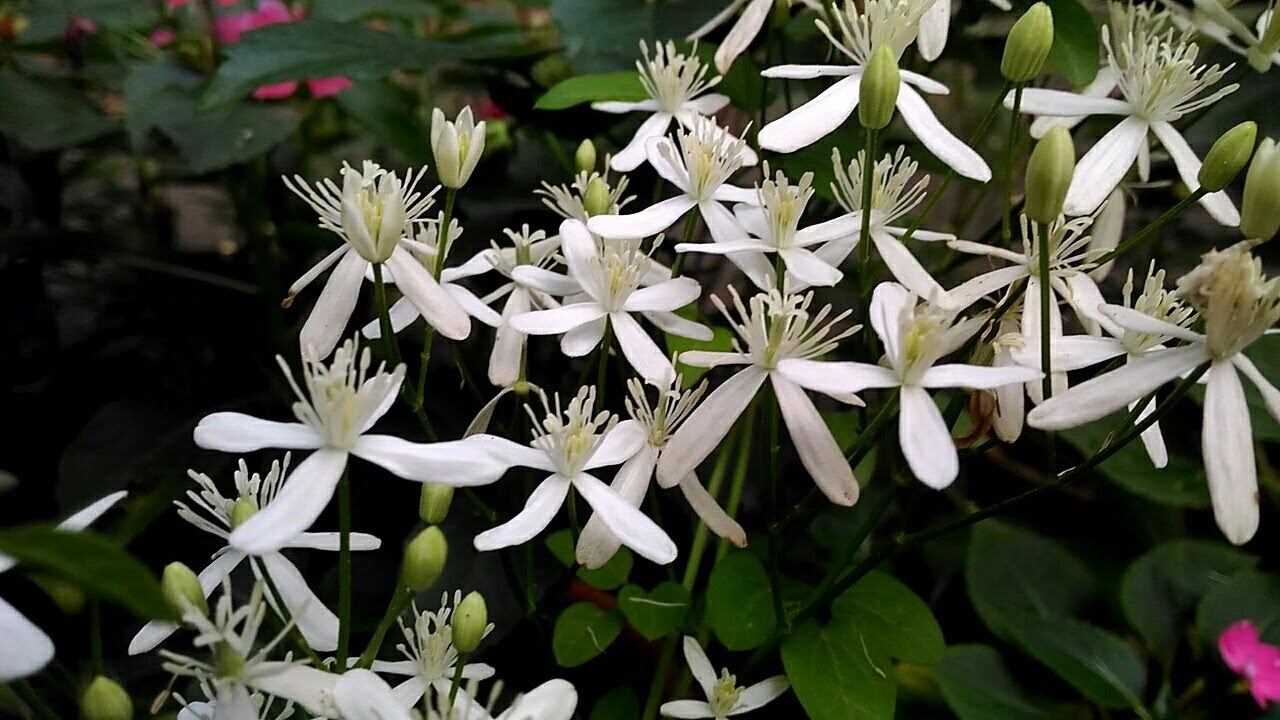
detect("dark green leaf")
(337, 81), (433, 164)
(535, 72), (647, 110)
(966, 522), (1095, 638)
(706, 551), (777, 650)
(782, 617), (896, 720)
(0, 69), (116, 151)
(552, 602), (623, 667)
(1004, 615), (1146, 710)
(550, 0), (728, 73)
(935, 644), (1076, 720)
(546, 529), (633, 590)
(0, 527), (176, 621)
(1044, 0), (1099, 87)
(1060, 415), (1211, 507)
(832, 571), (945, 665)
(1197, 570), (1280, 644)
(591, 686), (641, 720)
(618, 581), (691, 640)
(312, 0), (434, 21)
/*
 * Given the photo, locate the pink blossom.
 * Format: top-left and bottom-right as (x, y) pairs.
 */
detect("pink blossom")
(149, 27), (176, 47)
(1220, 620), (1280, 708)
(253, 80), (300, 100)
(305, 77), (353, 98)
(208, 1), (353, 101)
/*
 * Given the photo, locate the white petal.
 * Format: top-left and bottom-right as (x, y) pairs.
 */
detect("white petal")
(490, 290), (530, 387)
(587, 419), (649, 470)
(993, 350), (1025, 442)
(360, 297), (419, 340)
(1010, 335), (1126, 371)
(1060, 272), (1119, 335)
(466, 435), (558, 472)
(1089, 189), (1126, 281)
(733, 676), (791, 713)
(246, 664), (338, 717)
(760, 64), (857, 79)
(871, 229), (944, 300)
(624, 277), (703, 312)
(1131, 396), (1168, 469)
(215, 686), (256, 720)
(920, 363), (1041, 389)
(1151, 120), (1240, 226)
(611, 312), (677, 385)
(657, 366), (767, 488)
(917, 0), (950, 61)
(678, 238), (768, 256)
(795, 212), (861, 247)
(287, 532), (381, 551)
(500, 679), (578, 720)
(679, 470), (746, 546)
(610, 112), (674, 172)
(758, 74), (861, 153)
(194, 413), (321, 454)
(898, 385), (959, 489)
(1064, 117), (1149, 216)
(647, 137), (693, 191)
(660, 700), (716, 718)
(562, 315), (608, 357)
(386, 247), (471, 341)
(900, 70), (952, 96)
(688, 0), (746, 39)
(588, 195), (697, 239)
(1013, 88), (1131, 117)
(351, 434), (519, 485)
(510, 303), (608, 335)
(333, 669), (410, 720)
(260, 553), (339, 652)
(897, 85), (992, 182)
(129, 551), (244, 655)
(776, 358), (899, 396)
(1234, 354), (1280, 424)
(575, 472), (677, 564)
(1029, 68), (1120, 138)
(711, 184), (760, 205)
(390, 676), (430, 708)
(229, 449), (349, 554)
(474, 475), (571, 551)
(780, 247), (843, 286)
(1098, 304), (1205, 343)
(0, 596), (53, 681)
(1027, 345), (1209, 430)
(772, 374), (860, 506)
(593, 99), (661, 113)
(870, 282), (911, 360)
(683, 636), (718, 698)
(300, 250), (367, 359)
(1203, 362), (1259, 545)
(178, 702), (215, 720)
(678, 350), (752, 368)
(447, 284), (502, 328)
(682, 94), (732, 116)
(577, 446), (656, 569)
(714, 0), (771, 71)
(511, 266), (583, 296)
(645, 311), (715, 341)
(59, 490), (128, 531)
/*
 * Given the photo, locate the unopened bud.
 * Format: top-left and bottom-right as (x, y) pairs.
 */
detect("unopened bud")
(531, 54), (572, 89)
(230, 498), (257, 529)
(431, 106), (486, 189)
(1002, 3), (1054, 83)
(162, 562), (207, 618)
(419, 483), (454, 525)
(575, 139), (597, 174)
(583, 176), (612, 217)
(452, 591), (488, 653)
(214, 642), (246, 678)
(1024, 126), (1076, 223)
(81, 676), (132, 720)
(859, 46), (900, 130)
(1242, 137), (1280, 240)
(402, 526), (448, 591)
(1199, 121), (1256, 192)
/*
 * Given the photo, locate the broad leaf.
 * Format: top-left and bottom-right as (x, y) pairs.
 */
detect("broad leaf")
(706, 551), (777, 650)
(618, 582), (691, 640)
(966, 522), (1095, 638)
(552, 602), (623, 667)
(535, 72), (647, 110)
(591, 686), (641, 720)
(832, 571), (945, 665)
(1060, 416), (1210, 507)
(0, 70), (116, 151)
(935, 644), (1076, 720)
(546, 529), (633, 590)
(550, 0), (727, 73)
(1197, 570), (1280, 644)
(1004, 615), (1147, 710)
(1044, 0), (1100, 87)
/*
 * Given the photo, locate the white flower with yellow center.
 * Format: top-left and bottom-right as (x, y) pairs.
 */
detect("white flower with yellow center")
(1029, 244), (1280, 545)
(1012, 3), (1239, 224)
(757, 0), (991, 182)
(469, 387), (678, 564)
(595, 41), (757, 172)
(373, 592), (496, 708)
(657, 287), (863, 506)
(537, 168), (633, 223)
(194, 340), (514, 554)
(660, 637), (789, 719)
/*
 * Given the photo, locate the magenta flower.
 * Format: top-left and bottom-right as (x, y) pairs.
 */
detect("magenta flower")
(211, 1), (352, 101)
(1220, 620), (1280, 708)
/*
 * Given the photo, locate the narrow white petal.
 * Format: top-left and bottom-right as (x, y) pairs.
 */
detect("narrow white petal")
(390, 676), (430, 708)
(332, 669), (407, 720)
(260, 553), (339, 652)
(577, 447), (656, 569)
(300, 250), (367, 360)
(660, 700), (716, 718)
(715, 0), (771, 72)
(589, 195), (697, 239)
(1064, 117), (1148, 216)
(921, 363), (1042, 389)
(917, 0), (950, 61)
(684, 636), (719, 698)
(898, 386), (959, 489)
(1203, 362), (1259, 545)
(679, 471), (747, 546)
(610, 112), (675, 172)
(194, 413), (322, 454)
(1234, 354), (1280, 423)
(251, 665), (340, 717)
(229, 449), (349, 554)
(1010, 335), (1126, 371)
(360, 297), (419, 340)
(780, 247), (843, 286)
(941, 266), (1028, 311)
(386, 247), (471, 341)
(1013, 88), (1132, 117)
(657, 367), (767, 488)
(611, 312), (677, 385)
(474, 475), (571, 551)
(870, 282), (911, 361)
(624, 278), (703, 313)
(510, 303), (608, 335)
(490, 290), (531, 388)
(993, 350), (1025, 442)
(351, 434), (520, 485)
(502, 679), (578, 720)
(446, 284), (502, 328)
(896, 85), (992, 182)
(711, 184), (760, 205)
(872, 230), (944, 300)
(59, 490), (128, 531)
(1089, 188), (1126, 281)
(592, 100), (661, 114)
(795, 212), (860, 247)
(575, 472), (677, 564)
(734, 676), (791, 713)
(681, 94), (732, 117)
(561, 315), (608, 357)
(1060, 273), (1119, 335)
(511, 266), (583, 296)
(688, 0), (746, 39)
(900, 70), (951, 96)
(761, 64), (857, 79)
(645, 311), (715, 341)
(772, 374), (860, 506)
(1131, 396), (1169, 468)
(758, 75), (861, 153)
(678, 351), (752, 368)
(1151, 121), (1240, 226)
(0, 596), (53, 681)
(586, 419), (649, 470)
(1030, 69), (1121, 138)
(777, 358), (899, 396)
(287, 532), (381, 551)
(129, 551), (243, 655)
(1098, 304), (1206, 343)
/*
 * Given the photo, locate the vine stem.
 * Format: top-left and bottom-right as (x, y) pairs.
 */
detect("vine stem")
(596, 322), (614, 401)
(1093, 188), (1206, 267)
(357, 585), (413, 669)
(1035, 219), (1056, 471)
(418, 187), (458, 407)
(858, 126), (878, 297)
(670, 209), (698, 278)
(1001, 83), (1025, 246)
(447, 650), (469, 709)
(11, 681), (59, 720)
(336, 468), (352, 666)
(373, 262), (438, 440)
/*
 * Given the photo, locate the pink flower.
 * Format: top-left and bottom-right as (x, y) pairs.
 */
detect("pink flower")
(305, 77), (353, 98)
(1220, 620), (1280, 708)
(149, 27), (176, 47)
(253, 80), (300, 100)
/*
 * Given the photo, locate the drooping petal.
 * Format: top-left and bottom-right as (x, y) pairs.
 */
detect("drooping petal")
(772, 374), (860, 506)
(474, 475), (572, 551)
(128, 550), (244, 655)
(194, 413), (322, 454)
(577, 446), (657, 569)
(776, 358), (899, 397)
(611, 312), (677, 385)
(871, 229), (944, 300)
(870, 282), (911, 361)
(898, 385), (959, 489)
(561, 315), (608, 357)
(228, 449), (349, 554)
(386, 247), (471, 341)
(390, 676), (430, 709)
(491, 288), (531, 388)
(645, 310), (715, 341)
(1059, 272), (1119, 335)
(942, 266), (1029, 311)
(446, 284), (502, 328)
(688, 0), (747, 39)
(351, 434), (522, 485)
(921, 363), (1042, 390)
(1234, 354), (1280, 424)
(1151, 120), (1240, 226)
(259, 553), (339, 652)
(610, 112), (675, 172)
(1089, 189), (1126, 281)
(0, 596), (53, 681)
(1203, 361), (1260, 545)
(1013, 88), (1132, 117)
(575, 471), (677, 564)
(300, 249), (367, 359)
(657, 366), (767, 488)
(510, 303), (608, 335)
(917, 0), (950, 61)
(896, 85), (992, 182)
(360, 297), (420, 339)
(714, 0), (771, 72)
(1131, 395), (1168, 469)
(588, 195), (698, 239)
(780, 246), (843, 286)
(1064, 117), (1149, 216)
(679, 471), (747, 547)
(759, 75), (861, 153)
(992, 349), (1025, 443)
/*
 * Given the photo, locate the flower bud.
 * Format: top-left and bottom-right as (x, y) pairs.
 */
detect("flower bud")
(1024, 126), (1076, 223)
(452, 591), (488, 653)
(1198, 121), (1256, 192)
(858, 46), (900, 130)
(575, 139), (597, 174)
(1002, 3), (1055, 83)
(431, 106), (486, 189)
(419, 483), (454, 525)
(230, 497), (257, 529)
(1241, 138), (1280, 240)
(80, 676), (131, 720)
(583, 176), (612, 217)
(162, 561), (207, 618)
(402, 526), (448, 591)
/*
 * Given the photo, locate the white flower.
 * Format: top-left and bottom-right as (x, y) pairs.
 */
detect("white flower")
(510, 219), (711, 386)
(1028, 244), (1280, 545)
(576, 375), (747, 569)
(688, 0), (821, 72)
(536, 168), (634, 223)
(988, 310), (1030, 442)
(656, 287), (862, 505)
(660, 637), (789, 719)
(283, 162), (469, 358)
(174, 682), (296, 720)
(129, 457), (381, 656)
(1165, 0), (1280, 72)
(798, 284), (1040, 487)
(468, 386), (678, 564)
(372, 592), (496, 708)
(432, 106), (486, 189)
(917, 0), (1012, 61)
(1012, 3), (1239, 224)
(423, 678), (578, 720)
(757, 0), (992, 182)
(595, 41), (757, 172)
(675, 167), (858, 289)
(193, 339), (512, 554)
(0, 491), (126, 682)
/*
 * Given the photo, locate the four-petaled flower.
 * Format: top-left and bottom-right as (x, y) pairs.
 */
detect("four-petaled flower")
(660, 637), (790, 719)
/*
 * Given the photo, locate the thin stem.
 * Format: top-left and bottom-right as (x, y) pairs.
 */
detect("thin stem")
(763, 385), (787, 634)
(418, 187), (457, 407)
(596, 321), (614, 401)
(357, 586), (413, 668)
(1093, 189), (1206, 267)
(371, 263), (403, 369)
(680, 426), (741, 589)
(1002, 83), (1025, 246)
(798, 487), (896, 619)
(11, 681), (59, 720)
(1035, 220), (1056, 470)
(858, 126), (878, 296)
(641, 639), (679, 720)
(90, 601), (103, 676)
(336, 468), (352, 666)
(447, 651), (468, 709)
(670, 209), (698, 278)
(716, 403), (757, 561)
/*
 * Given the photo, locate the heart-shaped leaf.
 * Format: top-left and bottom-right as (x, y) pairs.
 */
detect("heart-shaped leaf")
(619, 581), (691, 640)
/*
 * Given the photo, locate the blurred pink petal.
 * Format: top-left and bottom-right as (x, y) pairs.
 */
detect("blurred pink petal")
(150, 27), (176, 47)
(169, 0), (192, 7)
(1221, 620), (1264, 674)
(215, 12), (255, 43)
(252, 0), (295, 26)
(306, 77), (353, 98)
(1221, 620), (1280, 708)
(254, 80), (299, 100)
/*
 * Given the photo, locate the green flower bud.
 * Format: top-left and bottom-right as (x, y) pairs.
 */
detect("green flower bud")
(419, 483), (455, 525)
(162, 562), (207, 618)
(858, 47), (900, 130)
(1242, 137), (1280, 240)
(1024, 126), (1076, 224)
(80, 676), (132, 720)
(230, 498), (257, 529)
(583, 176), (612, 217)
(214, 642), (246, 678)
(1002, 3), (1055, 83)
(402, 526), (448, 591)
(452, 591), (488, 653)
(1199, 121), (1257, 192)
(485, 118), (512, 157)
(575, 139), (597, 174)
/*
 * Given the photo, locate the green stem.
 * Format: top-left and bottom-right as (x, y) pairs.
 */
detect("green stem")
(680, 426), (741, 589)
(11, 681), (59, 720)
(447, 651), (468, 709)
(337, 468), (352, 666)
(763, 385), (787, 634)
(858, 126), (878, 296)
(716, 404), (757, 561)
(357, 586), (413, 669)
(670, 209), (698, 278)
(798, 488), (896, 619)
(1035, 219), (1056, 470)
(596, 321), (614, 401)
(1002, 83), (1025, 246)
(641, 639), (679, 720)
(374, 262), (438, 440)
(418, 187), (457, 406)
(1093, 188), (1206, 267)
(89, 601), (103, 676)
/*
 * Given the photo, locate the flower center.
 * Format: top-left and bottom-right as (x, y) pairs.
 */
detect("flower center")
(282, 340), (404, 449)
(666, 118), (749, 200)
(818, 0), (936, 64)
(1177, 244), (1280, 359)
(638, 40), (719, 114)
(594, 239), (651, 311)
(1022, 214), (1099, 277)
(709, 669), (743, 716)
(758, 167), (815, 250)
(527, 387), (616, 477)
(715, 287), (856, 369)
(833, 147), (928, 229)
(1120, 264), (1197, 354)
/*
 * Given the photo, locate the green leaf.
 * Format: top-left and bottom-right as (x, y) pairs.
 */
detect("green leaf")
(832, 571), (945, 665)
(618, 581), (691, 640)
(552, 602), (623, 667)
(312, 0), (434, 21)
(0, 527), (176, 621)
(706, 551), (777, 650)
(591, 686), (641, 720)
(545, 529), (633, 590)
(1060, 415), (1211, 507)
(966, 522), (1095, 638)
(0, 69), (116, 151)
(550, 0), (727, 73)
(534, 72), (647, 110)
(935, 645), (1076, 720)
(782, 617), (896, 720)
(1121, 540), (1256, 661)
(1044, 0), (1099, 87)
(336, 81), (433, 164)
(1004, 615), (1146, 710)
(1197, 570), (1280, 644)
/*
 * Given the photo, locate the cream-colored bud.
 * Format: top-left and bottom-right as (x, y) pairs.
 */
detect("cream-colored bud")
(402, 526), (448, 591)
(1024, 126), (1075, 223)
(81, 676), (132, 720)
(1242, 138), (1280, 240)
(859, 47), (900, 130)
(418, 483), (454, 525)
(1198, 121), (1256, 192)
(452, 591), (488, 653)
(575, 139), (597, 174)
(431, 106), (486, 189)
(1002, 3), (1054, 82)
(162, 562), (207, 618)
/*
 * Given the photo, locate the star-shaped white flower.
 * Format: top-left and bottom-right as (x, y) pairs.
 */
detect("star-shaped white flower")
(758, 0), (991, 182)
(510, 219), (711, 386)
(595, 41), (757, 172)
(660, 637), (789, 719)
(129, 457), (381, 656)
(1028, 243), (1280, 545)
(372, 592), (496, 708)
(1011, 3), (1239, 223)
(0, 491), (127, 681)
(468, 386), (679, 564)
(1166, 0), (1280, 73)
(194, 339), (513, 554)
(657, 287), (862, 506)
